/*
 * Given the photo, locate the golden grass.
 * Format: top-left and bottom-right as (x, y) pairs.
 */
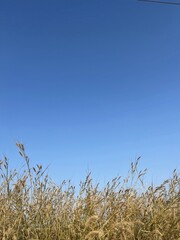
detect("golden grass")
(0, 143), (179, 240)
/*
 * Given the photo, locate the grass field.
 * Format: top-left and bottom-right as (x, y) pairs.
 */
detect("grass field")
(0, 143), (179, 240)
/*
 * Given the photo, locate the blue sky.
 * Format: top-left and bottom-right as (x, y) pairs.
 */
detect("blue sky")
(0, 0), (180, 185)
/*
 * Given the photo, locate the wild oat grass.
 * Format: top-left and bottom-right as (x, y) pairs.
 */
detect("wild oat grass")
(0, 143), (179, 240)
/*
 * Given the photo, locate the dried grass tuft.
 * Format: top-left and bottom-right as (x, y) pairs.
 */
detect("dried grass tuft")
(0, 143), (179, 240)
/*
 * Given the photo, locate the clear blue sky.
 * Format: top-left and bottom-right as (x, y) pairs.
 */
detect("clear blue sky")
(0, 0), (180, 185)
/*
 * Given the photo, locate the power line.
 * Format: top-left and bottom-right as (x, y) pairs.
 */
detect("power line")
(137, 0), (180, 5)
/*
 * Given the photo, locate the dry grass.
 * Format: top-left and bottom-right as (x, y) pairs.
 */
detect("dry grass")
(0, 143), (179, 240)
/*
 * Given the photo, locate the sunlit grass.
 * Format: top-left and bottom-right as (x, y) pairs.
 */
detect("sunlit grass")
(0, 143), (179, 240)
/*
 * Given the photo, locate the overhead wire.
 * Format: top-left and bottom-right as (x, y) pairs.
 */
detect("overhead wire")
(137, 0), (180, 6)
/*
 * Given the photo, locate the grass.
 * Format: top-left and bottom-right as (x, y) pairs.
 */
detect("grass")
(0, 143), (179, 240)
